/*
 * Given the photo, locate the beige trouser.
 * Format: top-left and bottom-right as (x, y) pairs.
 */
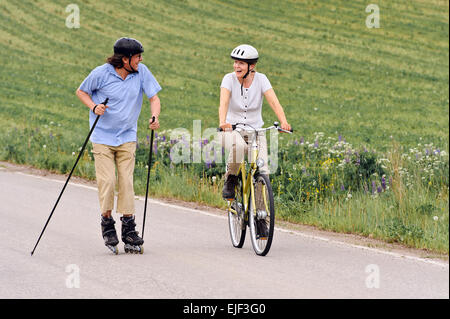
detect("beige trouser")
(220, 130), (269, 176)
(91, 142), (136, 215)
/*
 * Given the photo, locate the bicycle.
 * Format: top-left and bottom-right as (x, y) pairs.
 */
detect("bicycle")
(219, 122), (293, 256)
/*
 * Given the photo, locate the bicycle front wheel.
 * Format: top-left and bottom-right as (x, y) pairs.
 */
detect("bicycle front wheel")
(249, 173), (275, 256)
(228, 175), (246, 248)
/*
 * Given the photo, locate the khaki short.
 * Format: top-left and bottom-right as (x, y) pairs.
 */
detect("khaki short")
(91, 142), (136, 215)
(220, 130), (269, 176)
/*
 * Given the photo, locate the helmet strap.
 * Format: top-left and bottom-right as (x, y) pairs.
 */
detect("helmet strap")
(241, 63), (251, 96)
(124, 55), (137, 73)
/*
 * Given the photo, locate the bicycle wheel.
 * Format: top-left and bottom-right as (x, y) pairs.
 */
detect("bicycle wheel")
(228, 174), (246, 248)
(249, 173), (275, 256)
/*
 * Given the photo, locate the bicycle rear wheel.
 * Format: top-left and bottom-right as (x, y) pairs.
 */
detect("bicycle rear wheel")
(249, 173), (275, 256)
(228, 175), (246, 248)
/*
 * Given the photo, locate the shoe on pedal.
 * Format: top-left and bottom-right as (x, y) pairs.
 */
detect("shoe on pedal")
(222, 174), (238, 200)
(256, 219), (269, 239)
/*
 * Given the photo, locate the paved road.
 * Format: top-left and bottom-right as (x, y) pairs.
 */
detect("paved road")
(0, 169), (448, 298)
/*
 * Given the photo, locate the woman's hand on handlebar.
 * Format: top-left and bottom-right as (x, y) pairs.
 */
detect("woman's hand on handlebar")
(280, 121), (291, 132)
(220, 122), (233, 132)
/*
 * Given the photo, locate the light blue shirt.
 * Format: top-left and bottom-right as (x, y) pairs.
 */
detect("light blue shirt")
(78, 63), (161, 146)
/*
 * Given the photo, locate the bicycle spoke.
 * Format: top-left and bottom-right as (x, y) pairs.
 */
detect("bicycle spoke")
(249, 174), (275, 256)
(228, 175), (246, 248)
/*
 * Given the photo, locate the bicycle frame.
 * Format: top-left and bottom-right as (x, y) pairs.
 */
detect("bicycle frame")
(227, 128), (267, 222)
(235, 132), (259, 217)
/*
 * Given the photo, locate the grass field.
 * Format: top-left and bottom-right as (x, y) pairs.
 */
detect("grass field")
(0, 0), (448, 253)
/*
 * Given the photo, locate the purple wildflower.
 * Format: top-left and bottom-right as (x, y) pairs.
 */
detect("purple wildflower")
(340, 185), (345, 191)
(377, 186), (382, 193)
(205, 159), (212, 169)
(372, 181), (376, 194)
(314, 140), (319, 148)
(338, 135), (342, 142)
(294, 140), (298, 145)
(381, 176), (386, 190)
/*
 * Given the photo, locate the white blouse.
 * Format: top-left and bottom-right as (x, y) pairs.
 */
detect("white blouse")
(220, 71), (272, 128)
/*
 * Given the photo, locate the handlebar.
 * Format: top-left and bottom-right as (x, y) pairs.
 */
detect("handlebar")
(217, 122), (293, 134)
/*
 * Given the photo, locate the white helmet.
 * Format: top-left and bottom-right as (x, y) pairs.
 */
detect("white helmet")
(230, 44), (259, 63)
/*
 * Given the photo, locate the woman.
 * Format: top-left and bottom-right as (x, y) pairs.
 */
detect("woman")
(76, 37), (161, 253)
(219, 44), (291, 199)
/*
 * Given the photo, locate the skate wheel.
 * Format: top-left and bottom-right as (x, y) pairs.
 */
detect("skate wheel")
(123, 244), (144, 254)
(107, 245), (119, 255)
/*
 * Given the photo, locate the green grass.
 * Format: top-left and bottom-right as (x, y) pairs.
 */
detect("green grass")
(276, 175), (449, 253)
(0, 0), (448, 253)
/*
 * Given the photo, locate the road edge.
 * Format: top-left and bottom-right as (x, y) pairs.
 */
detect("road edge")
(1, 160), (448, 267)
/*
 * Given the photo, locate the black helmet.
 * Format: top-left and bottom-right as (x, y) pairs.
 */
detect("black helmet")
(113, 37), (144, 56)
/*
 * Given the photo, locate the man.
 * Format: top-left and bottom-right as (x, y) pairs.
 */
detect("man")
(76, 37), (161, 254)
